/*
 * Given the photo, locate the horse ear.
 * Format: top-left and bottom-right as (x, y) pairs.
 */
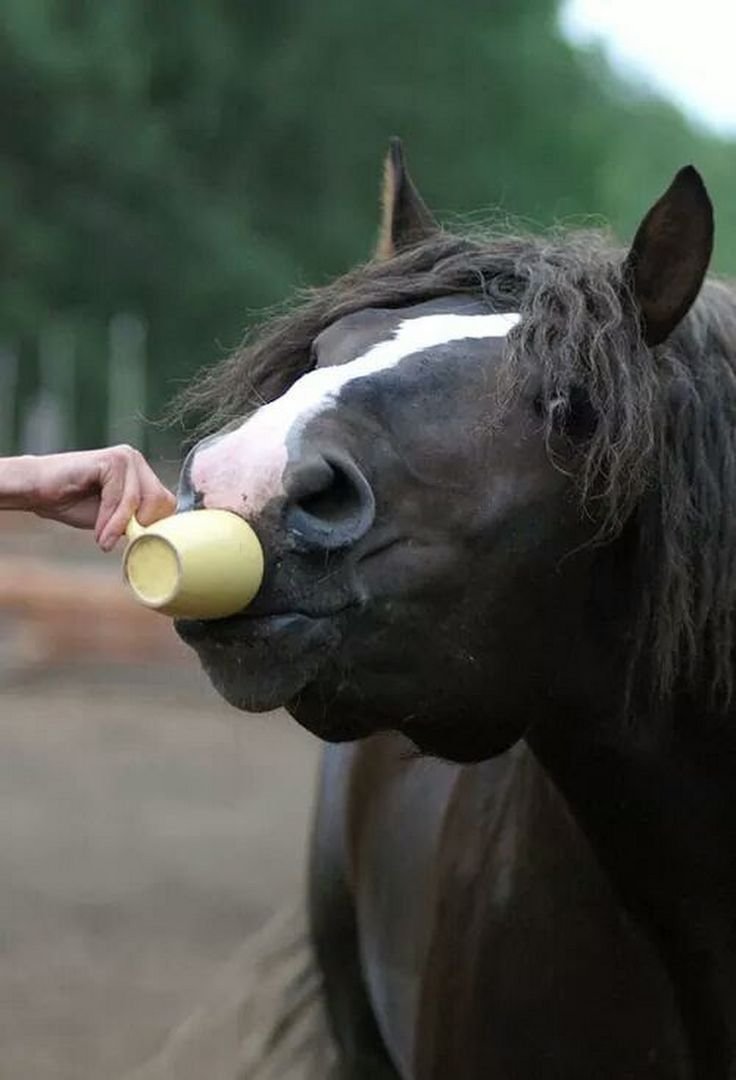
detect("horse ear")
(623, 166), (713, 347)
(376, 137), (438, 259)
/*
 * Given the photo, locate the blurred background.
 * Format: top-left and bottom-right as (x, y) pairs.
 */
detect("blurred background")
(1, 1), (735, 1077)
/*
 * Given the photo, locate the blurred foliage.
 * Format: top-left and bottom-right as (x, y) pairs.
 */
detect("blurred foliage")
(2, 0), (736, 448)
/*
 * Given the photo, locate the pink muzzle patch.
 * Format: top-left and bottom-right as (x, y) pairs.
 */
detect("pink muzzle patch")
(190, 406), (291, 518)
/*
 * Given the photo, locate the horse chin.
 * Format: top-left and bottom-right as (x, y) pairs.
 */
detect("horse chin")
(175, 612), (342, 714)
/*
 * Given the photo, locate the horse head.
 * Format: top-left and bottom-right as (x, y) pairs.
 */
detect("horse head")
(176, 141), (716, 762)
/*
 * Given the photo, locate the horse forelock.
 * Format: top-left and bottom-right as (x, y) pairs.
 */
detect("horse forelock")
(171, 227), (736, 711)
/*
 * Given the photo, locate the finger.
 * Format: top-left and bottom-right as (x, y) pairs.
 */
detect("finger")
(97, 457), (142, 551)
(92, 452), (126, 544)
(95, 447), (174, 551)
(136, 473), (176, 527)
(97, 486), (140, 550)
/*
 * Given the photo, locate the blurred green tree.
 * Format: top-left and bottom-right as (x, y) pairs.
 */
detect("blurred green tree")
(1, 0), (735, 448)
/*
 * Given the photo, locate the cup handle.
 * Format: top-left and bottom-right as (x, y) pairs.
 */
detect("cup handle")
(126, 515), (145, 541)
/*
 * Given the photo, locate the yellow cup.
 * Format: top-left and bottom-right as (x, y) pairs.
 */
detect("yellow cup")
(123, 509), (264, 620)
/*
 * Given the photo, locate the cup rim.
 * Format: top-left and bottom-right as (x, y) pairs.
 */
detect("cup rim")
(123, 533), (182, 610)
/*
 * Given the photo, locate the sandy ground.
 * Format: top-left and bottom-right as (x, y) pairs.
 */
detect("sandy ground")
(0, 517), (322, 1080)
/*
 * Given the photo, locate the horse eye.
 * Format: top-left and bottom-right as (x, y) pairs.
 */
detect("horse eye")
(554, 387), (597, 442)
(534, 388), (597, 441)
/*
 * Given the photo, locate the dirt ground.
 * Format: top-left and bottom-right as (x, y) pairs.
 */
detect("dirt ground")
(0, 516), (322, 1080)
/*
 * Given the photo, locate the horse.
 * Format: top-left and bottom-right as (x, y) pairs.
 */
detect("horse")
(172, 138), (736, 1078)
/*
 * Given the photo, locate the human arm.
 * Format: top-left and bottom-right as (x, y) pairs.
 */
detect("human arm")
(0, 446), (176, 551)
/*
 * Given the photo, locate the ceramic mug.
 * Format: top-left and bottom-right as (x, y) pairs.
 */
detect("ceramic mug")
(123, 509), (263, 619)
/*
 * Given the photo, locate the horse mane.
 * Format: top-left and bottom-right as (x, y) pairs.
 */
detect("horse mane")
(171, 228), (736, 708)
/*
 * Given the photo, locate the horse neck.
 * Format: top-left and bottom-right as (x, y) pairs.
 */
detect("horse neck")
(528, 691), (736, 1079)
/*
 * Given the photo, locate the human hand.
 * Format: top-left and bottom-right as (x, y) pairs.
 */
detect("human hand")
(0, 446), (176, 551)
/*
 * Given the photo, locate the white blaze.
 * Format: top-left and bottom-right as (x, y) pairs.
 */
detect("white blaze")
(191, 312), (521, 516)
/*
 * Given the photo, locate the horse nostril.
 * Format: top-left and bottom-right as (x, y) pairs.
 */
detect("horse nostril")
(285, 455), (375, 550)
(299, 464), (360, 523)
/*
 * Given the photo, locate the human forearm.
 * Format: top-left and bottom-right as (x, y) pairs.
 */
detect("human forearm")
(0, 455), (42, 511)
(0, 447), (175, 549)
